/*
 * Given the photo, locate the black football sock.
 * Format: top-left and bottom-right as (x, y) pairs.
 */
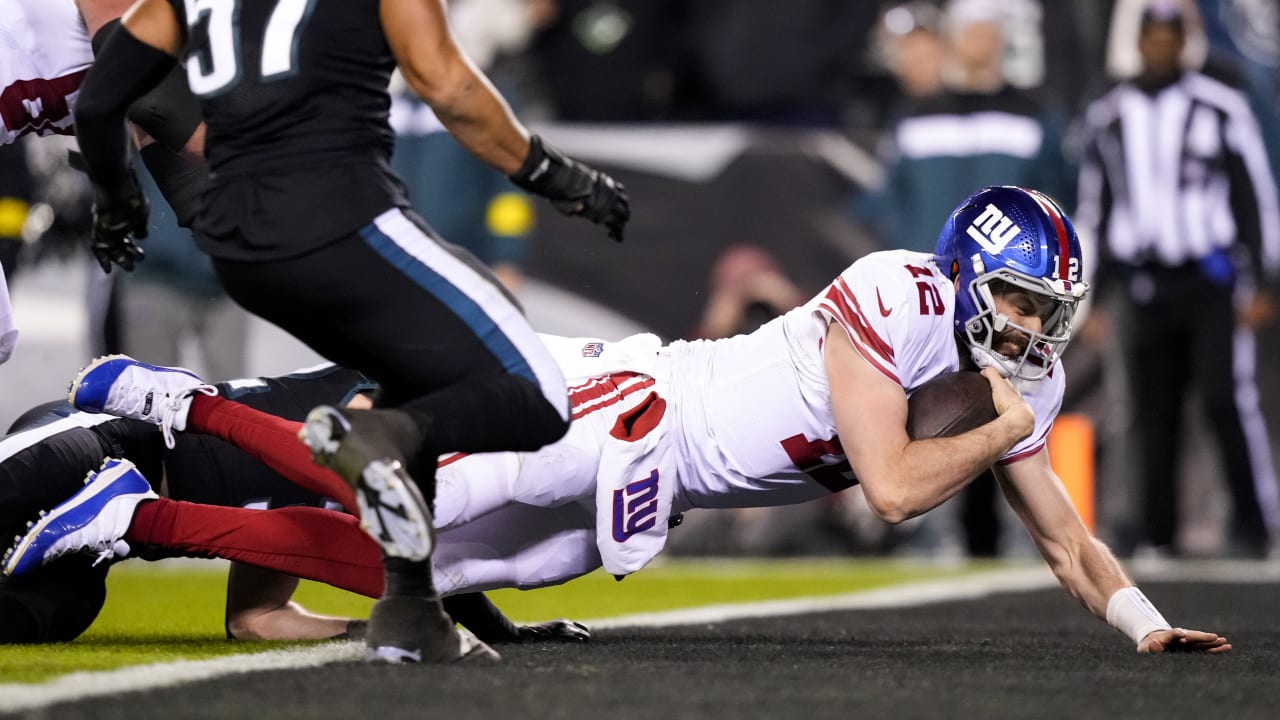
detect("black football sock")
(441, 593), (520, 644)
(382, 557), (436, 599)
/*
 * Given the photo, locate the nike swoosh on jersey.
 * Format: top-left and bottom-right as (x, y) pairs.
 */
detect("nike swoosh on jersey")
(876, 288), (892, 317)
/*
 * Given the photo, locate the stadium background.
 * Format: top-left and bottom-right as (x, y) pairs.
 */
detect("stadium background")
(1, 0), (1280, 712)
(4, 0), (1278, 560)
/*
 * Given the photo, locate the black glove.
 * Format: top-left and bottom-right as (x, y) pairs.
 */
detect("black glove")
(516, 619), (591, 644)
(89, 169), (149, 273)
(510, 135), (630, 242)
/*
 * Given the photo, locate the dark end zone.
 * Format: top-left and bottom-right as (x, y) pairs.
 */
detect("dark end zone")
(29, 581), (1280, 720)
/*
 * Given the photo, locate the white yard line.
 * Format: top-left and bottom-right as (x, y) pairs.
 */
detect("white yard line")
(588, 565), (1057, 629)
(1127, 558), (1280, 583)
(0, 643), (366, 714)
(0, 561), (1271, 713)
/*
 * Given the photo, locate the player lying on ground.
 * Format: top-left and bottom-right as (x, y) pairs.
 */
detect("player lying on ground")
(12, 187), (1229, 653)
(0, 365), (585, 645)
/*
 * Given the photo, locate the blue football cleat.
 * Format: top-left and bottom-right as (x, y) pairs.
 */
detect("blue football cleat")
(68, 354), (217, 448)
(2, 458), (159, 577)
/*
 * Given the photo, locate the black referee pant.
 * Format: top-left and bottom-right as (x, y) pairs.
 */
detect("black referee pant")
(1119, 263), (1276, 556)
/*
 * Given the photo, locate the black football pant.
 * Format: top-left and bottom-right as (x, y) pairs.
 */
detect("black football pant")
(1121, 265), (1275, 555)
(212, 207), (570, 494)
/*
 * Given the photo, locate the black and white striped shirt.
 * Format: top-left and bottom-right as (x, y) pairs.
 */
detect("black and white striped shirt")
(1076, 70), (1280, 287)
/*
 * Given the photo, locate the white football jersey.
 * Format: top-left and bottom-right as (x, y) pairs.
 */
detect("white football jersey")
(666, 249), (1065, 511)
(427, 263), (1068, 592)
(0, 0), (92, 145)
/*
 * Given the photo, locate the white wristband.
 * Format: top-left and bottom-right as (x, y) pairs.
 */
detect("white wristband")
(1106, 587), (1172, 646)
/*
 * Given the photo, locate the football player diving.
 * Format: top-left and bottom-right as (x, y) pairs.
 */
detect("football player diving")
(9, 187), (1229, 655)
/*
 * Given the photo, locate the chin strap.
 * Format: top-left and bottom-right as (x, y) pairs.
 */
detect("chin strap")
(968, 345), (1012, 377)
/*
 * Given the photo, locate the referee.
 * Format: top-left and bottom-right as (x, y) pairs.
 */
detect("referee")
(1076, 2), (1280, 558)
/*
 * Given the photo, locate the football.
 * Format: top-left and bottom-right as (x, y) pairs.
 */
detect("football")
(905, 371), (999, 440)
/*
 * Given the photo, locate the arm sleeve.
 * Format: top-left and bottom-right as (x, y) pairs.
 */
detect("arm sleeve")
(92, 19), (202, 154)
(127, 65), (204, 154)
(74, 26), (177, 199)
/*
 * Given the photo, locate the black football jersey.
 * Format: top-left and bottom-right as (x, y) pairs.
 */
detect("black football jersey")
(169, 0), (395, 176)
(168, 0), (409, 259)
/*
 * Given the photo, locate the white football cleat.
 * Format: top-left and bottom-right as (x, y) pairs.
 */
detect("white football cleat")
(2, 458), (158, 577)
(68, 354), (217, 448)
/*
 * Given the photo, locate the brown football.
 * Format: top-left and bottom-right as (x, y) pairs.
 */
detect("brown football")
(906, 371), (999, 440)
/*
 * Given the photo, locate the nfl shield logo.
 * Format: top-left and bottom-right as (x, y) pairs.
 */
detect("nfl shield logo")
(581, 342), (605, 357)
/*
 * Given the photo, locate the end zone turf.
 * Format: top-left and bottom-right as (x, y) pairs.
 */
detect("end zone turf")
(0, 558), (994, 684)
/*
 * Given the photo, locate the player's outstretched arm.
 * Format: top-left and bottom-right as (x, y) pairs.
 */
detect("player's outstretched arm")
(995, 453), (1231, 654)
(225, 563), (356, 641)
(381, 0), (527, 173)
(380, 0), (630, 241)
(826, 326), (1034, 523)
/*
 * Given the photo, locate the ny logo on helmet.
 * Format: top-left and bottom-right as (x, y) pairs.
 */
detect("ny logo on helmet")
(965, 204), (1021, 254)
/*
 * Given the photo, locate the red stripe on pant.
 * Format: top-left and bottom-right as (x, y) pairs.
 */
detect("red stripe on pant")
(126, 498), (385, 598)
(187, 394), (358, 512)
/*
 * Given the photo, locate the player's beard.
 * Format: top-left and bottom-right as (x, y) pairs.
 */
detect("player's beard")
(992, 327), (1030, 360)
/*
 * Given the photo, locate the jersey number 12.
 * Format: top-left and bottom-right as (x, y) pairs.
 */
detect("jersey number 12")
(183, 0), (316, 96)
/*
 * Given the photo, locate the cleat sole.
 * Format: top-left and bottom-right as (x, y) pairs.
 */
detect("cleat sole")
(355, 460), (434, 561)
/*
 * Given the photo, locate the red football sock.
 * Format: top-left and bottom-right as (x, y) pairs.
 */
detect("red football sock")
(187, 394), (358, 512)
(126, 498), (385, 598)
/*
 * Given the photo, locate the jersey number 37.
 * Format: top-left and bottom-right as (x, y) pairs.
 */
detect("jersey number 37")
(183, 0), (315, 96)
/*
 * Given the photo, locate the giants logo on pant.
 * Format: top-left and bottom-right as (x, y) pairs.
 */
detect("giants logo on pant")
(612, 470), (660, 542)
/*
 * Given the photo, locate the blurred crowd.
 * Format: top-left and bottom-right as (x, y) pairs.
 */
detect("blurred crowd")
(2, 0), (1278, 562)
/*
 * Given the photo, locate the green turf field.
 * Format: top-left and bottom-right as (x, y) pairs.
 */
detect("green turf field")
(0, 558), (987, 684)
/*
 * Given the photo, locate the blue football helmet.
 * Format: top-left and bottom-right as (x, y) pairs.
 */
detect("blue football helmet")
(934, 186), (1089, 380)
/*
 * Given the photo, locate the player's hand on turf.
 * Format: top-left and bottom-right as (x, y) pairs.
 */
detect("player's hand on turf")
(1138, 628), (1232, 654)
(510, 134), (631, 242)
(89, 170), (149, 273)
(516, 619), (591, 644)
(980, 367), (1034, 439)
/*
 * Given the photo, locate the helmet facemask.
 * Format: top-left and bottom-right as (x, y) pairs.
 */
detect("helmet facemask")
(935, 186), (1091, 381)
(960, 267), (1081, 381)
